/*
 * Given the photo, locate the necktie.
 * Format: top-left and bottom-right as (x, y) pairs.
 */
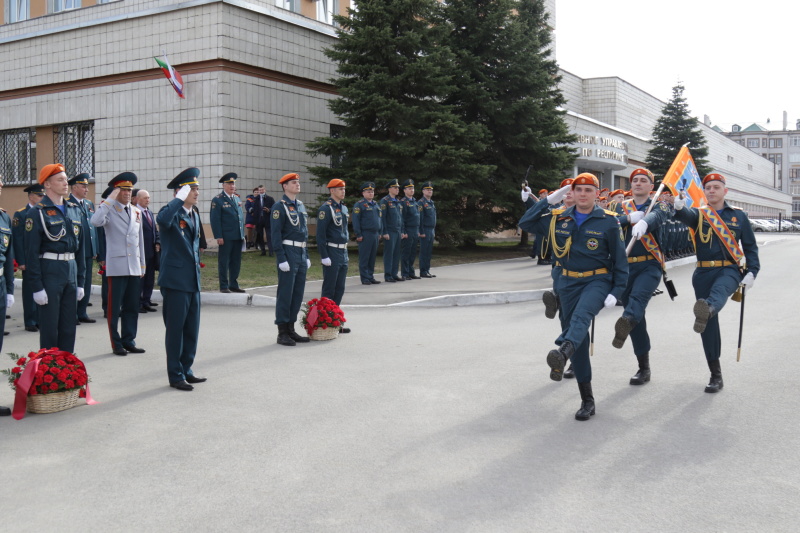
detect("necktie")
(124, 206), (130, 218)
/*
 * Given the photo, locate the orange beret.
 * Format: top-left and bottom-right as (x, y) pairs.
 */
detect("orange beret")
(39, 163), (66, 185)
(327, 179), (346, 188)
(702, 173), (726, 186)
(599, 196), (607, 201)
(630, 168), (654, 182)
(560, 178), (575, 189)
(624, 190), (632, 197)
(571, 173), (599, 189)
(600, 188), (609, 194)
(610, 189), (624, 197)
(279, 173), (299, 184)
(538, 189), (548, 195)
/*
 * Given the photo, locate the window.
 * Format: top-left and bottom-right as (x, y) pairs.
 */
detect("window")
(276, 0), (300, 12)
(789, 168), (800, 179)
(0, 128), (36, 185)
(5, 0), (30, 22)
(727, 155), (734, 163)
(769, 138), (783, 148)
(54, 121), (95, 179)
(792, 136), (800, 147)
(748, 164), (753, 171)
(768, 154), (782, 166)
(762, 138), (768, 148)
(747, 139), (759, 148)
(317, 0), (337, 24)
(51, 0), (80, 13)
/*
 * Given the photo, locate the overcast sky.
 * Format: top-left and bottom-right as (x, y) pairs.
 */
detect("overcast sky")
(554, 0), (800, 133)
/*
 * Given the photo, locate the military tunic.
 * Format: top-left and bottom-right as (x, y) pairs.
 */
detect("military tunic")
(12, 205), (38, 328)
(400, 195), (421, 278)
(317, 198), (349, 305)
(0, 209), (15, 352)
(210, 192), (245, 291)
(70, 194), (98, 320)
(380, 195), (403, 281)
(352, 197), (382, 283)
(418, 196), (437, 276)
(271, 195), (309, 325)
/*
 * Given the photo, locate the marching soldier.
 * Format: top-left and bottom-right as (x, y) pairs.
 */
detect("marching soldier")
(157, 168), (206, 391)
(399, 179), (421, 280)
(210, 172), (246, 293)
(673, 173), (759, 393)
(380, 179), (404, 282)
(12, 184), (45, 332)
(24, 163), (86, 353)
(91, 173), (146, 356)
(418, 181), (437, 278)
(68, 173), (98, 324)
(352, 182), (382, 285)
(611, 168), (672, 385)
(519, 173), (628, 421)
(317, 179), (351, 334)
(271, 173), (311, 346)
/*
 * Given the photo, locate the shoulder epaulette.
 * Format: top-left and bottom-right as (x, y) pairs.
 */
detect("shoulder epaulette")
(216, 193), (225, 198)
(15, 207), (26, 213)
(731, 206), (743, 210)
(551, 208), (565, 215)
(604, 209), (618, 216)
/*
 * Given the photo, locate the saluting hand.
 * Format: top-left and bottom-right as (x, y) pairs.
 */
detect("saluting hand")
(177, 185), (191, 202)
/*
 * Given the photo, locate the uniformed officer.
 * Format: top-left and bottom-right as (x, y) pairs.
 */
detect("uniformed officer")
(12, 183), (45, 332)
(0, 175), (12, 418)
(156, 168), (206, 391)
(210, 172), (246, 293)
(418, 181), (437, 278)
(271, 173), (311, 346)
(91, 173), (146, 356)
(520, 173), (628, 421)
(611, 168), (672, 385)
(317, 179), (352, 334)
(96, 185), (113, 318)
(673, 172), (760, 393)
(399, 179), (421, 280)
(351, 181), (382, 285)
(380, 179), (404, 282)
(24, 163), (86, 353)
(68, 173), (98, 324)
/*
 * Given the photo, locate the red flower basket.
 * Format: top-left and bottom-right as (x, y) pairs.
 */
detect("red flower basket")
(300, 297), (346, 341)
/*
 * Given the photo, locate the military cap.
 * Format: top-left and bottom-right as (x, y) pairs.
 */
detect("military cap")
(600, 188), (610, 195)
(279, 173), (299, 184)
(101, 185), (115, 199)
(572, 173), (600, 189)
(68, 173), (91, 186)
(360, 181), (376, 191)
(38, 163), (65, 185)
(402, 179), (415, 189)
(538, 188), (548, 195)
(610, 189), (624, 198)
(327, 179), (346, 188)
(702, 173), (726, 186)
(559, 178), (575, 189)
(421, 181), (434, 190)
(630, 168), (654, 182)
(168, 168), (201, 189)
(599, 196), (608, 201)
(109, 172), (137, 190)
(23, 184), (45, 195)
(624, 190), (633, 197)
(386, 179), (400, 189)
(220, 172), (237, 183)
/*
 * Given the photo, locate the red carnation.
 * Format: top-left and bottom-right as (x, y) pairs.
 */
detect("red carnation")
(16, 357), (26, 365)
(49, 383), (59, 391)
(43, 374), (54, 383)
(11, 367), (21, 374)
(79, 389), (86, 398)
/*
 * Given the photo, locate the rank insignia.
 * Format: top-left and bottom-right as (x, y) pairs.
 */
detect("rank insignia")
(12, 218), (18, 227)
(586, 238), (599, 250)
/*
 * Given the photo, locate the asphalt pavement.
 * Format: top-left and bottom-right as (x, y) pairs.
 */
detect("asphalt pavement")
(1, 234), (797, 532)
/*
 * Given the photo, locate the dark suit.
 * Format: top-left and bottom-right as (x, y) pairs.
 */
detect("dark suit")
(139, 206), (159, 307)
(252, 193), (275, 254)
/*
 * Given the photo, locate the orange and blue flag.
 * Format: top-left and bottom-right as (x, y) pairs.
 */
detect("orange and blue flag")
(661, 146), (706, 208)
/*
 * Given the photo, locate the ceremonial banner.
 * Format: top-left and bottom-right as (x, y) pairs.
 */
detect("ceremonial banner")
(661, 146), (706, 208)
(154, 54), (185, 99)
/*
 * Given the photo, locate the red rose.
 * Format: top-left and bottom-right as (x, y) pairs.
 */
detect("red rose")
(79, 389), (86, 398)
(332, 321), (340, 327)
(43, 374), (54, 383)
(321, 324), (327, 329)
(39, 365), (49, 373)
(49, 383), (59, 391)
(16, 357), (26, 365)
(66, 380), (75, 389)
(11, 367), (21, 374)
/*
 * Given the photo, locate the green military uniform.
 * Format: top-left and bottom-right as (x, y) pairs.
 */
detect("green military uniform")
(69, 174), (98, 322)
(417, 181), (437, 278)
(352, 182), (382, 284)
(209, 173), (245, 292)
(12, 184), (44, 331)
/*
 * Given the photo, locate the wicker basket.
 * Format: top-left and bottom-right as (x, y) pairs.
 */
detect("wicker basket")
(310, 327), (339, 341)
(26, 389), (80, 414)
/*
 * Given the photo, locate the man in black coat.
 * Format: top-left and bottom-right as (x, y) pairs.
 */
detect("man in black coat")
(251, 185), (275, 256)
(137, 190), (160, 312)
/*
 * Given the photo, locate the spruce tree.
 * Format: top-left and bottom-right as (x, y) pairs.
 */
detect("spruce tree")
(306, 0), (491, 245)
(441, 0), (576, 244)
(646, 83), (712, 179)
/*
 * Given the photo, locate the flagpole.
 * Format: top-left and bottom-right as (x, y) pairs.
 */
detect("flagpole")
(625, 182), (667, 256)
(590, 317), (595, 356)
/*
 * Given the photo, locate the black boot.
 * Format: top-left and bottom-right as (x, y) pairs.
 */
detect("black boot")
(629, 353), (651, 385)
(287, 323), (310, 343)
(612, 315), (636, 349)
(277, 324), (296, 346)
(547, 341), (574, 382)
(705, 359), (723, 393)
(575, 381), (595, 421)
(542, 290), (559, 320)
(693, 299), (717, 334)
(563, 363), (575, 379)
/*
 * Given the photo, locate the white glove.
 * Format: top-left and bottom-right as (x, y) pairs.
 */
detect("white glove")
(6, 294), (14, 309)
(176, 184), (191, 202)
(741, 272), (755, 291)
(33, 289), (48, 306)
(306, 259), (311, 269)
(278, 261), (290, 272)
(631, 220), (649, 240)
(629, 211), (645, 224)
(76, 287), (85, 301)
(521, 186), (532, 202)
(321, 257), (332, 267)
(547, 184), (572, 205)
(674, 196), (685, 210)
(603, 294), (617, 308)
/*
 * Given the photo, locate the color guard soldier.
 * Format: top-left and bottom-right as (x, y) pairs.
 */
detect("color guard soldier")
(520, 173), (628, 420)
(24, 163), (86, 353)
(317, 179), (351, 334)
(271, 173), (311, 346)
(157, 168), (206, 391)
(352, 182), (382, 285)
(418, 181), (437, 278)
(12, 183), (45, 332)
(399, 179), (421, 280)
(210, 172), (246, 293)
(68, 173), (98, 324)
(611, 168), (672, 385)
(380, 179), (404, 282)
(91, 173), (146, 356)
(673, 172), (759, 393)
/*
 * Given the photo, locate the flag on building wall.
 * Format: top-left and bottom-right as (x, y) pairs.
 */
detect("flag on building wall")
(154, 54), (185, 99)
(661, 145), (706, 208)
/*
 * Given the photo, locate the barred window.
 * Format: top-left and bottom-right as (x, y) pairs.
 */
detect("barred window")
(54, 121), (95, 180)
(0, 128), (36, 186)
